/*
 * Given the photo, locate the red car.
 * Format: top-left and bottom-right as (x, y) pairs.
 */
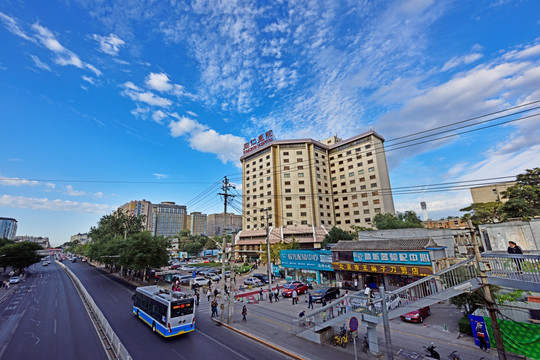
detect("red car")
(281, 282), (309, 297)
(400, 306), (431, 323)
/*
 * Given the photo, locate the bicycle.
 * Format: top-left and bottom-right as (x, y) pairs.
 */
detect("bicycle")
(333, 328), (350, 348)
(448, 351), (461, 360)
(362, 335), (369, 353)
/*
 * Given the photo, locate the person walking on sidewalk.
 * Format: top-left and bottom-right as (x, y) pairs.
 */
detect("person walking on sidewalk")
(207, 289), (212, 301)
(274, 287), (279, 301)
(292, 289), (298, 305)
(259, 288), (264, 301)
(308, 293), (314, 309)
(242, 305), (247, 322)
(269, 290), (273, 303)
(211, 299), (218, 317)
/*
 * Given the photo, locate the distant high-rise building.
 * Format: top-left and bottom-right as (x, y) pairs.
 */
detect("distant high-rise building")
(188, 212), (207, 235)
(118, 199), (153, 232)
(0, 217), (17, 240)
(152, 202), (187, 237)
(14, 235), (50, 248)
(70, 233), (92, 245)
(240, 130), (395, 231)
(207, 213), (242, 236)
(470, 182), (516, 203)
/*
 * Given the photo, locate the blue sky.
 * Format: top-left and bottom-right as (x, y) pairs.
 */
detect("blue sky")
(1, 1), (540, 247)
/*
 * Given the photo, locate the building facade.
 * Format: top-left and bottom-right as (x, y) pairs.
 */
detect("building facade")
(118, 199), (154, 232)
(0, 217), (17, 240)
(206, 213), (242, 236)
(14, 235), (50, 249)
(70, 233), (92, 245)
(478, 219), (540, 252)
(424, 217), (470, 230)
(240, 131), (395, 232)
(187, 212), (207, 236)
(470, 181), (516, 203)
(152, 202), (188, 237)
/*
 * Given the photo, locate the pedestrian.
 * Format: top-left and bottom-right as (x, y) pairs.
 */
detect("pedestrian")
(242, 305), (247, 322)
(211, 299), (218, 317)
(299, 310), (306, 318)
(343, 291), (351, 313)
(354, 278), (358, 290)
(274, 288), (279, 301)
(269, 290), (273, 303)
(292, 289), (298, 305)
(322, 297), (327, 307)
(476, 322), (488, 351)
(214, 288), (219, 298)
(259, 288), (264, 301)
(207, 289), (212, 301)
(507, 241), (524, 273)
(308, 293), (313, 309)
(196, 292), (200, 306)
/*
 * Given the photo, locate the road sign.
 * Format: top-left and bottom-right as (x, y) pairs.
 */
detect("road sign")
(349, 316), (358, 332)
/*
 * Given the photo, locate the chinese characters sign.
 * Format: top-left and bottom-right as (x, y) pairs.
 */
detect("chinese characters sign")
(353, 251), (431, 266)
(281, 250), (334, 271)
(243, 130), (274, 155)
(331, 262), (433, 277)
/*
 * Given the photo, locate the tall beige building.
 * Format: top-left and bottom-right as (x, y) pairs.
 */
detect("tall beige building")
(118, 200), (153, 232)
(240, 130), (395, 232)
(188, 212), (207, 235)
(470, 182), (516, 203)
(207, 213), (242, 236)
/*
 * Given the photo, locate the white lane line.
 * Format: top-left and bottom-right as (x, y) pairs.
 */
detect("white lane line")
(195, 328), (251, 360)
(54, 319), (57, 334)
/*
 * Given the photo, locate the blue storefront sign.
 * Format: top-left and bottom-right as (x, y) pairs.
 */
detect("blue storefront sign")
(352, 251), (431, 266)
(280, 250), (333, 271)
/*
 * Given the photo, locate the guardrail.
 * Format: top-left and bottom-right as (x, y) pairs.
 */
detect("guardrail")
(482, 253), (540, 281)
(57, 261), (132, 360)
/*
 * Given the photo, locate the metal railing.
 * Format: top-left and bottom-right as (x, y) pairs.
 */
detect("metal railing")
(482, 253), (540, 284)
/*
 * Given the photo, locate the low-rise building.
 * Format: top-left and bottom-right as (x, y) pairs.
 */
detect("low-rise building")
(14, 235), (50, 248)
(70, 233), (91, 245)
(0, 217), (17, 240)
(470, 181), (516, 203)
(478, 219), (540, 252)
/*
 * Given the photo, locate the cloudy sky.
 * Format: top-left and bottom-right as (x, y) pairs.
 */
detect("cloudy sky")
(1, 0), (539, 246)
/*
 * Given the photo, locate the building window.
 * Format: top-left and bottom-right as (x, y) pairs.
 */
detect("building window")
(299, 196), (306, 200)
(296, 151), (302, 155)
(284, 166), (290, 170)
(349, 172), (354, 177)
(367, 159), (373, 164)
(286, 213), (293, 217)
(285, 189), (291, 193)
(358, 170), (364, 175)
(284, 173), (290, 178)
(364, 209), (370, 214)
(284, 159), (289, 163)
(340, 175), (345, 179)
(300, 212), (307, 216)
(298, 173), (304, 177)
(362, 201), (369, 206)
(299, 188), (305, 192)
(371, 183), (377, 188)
(373, 199), (380, 204)
(286, 197), (292, 201)
(283, 151), (289, 155)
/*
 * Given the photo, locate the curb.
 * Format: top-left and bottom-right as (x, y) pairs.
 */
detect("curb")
(211, 318), (306, 360)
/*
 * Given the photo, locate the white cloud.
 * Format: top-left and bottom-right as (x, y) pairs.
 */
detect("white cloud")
(442, 53), (483, 71)
(188, 129), (245, 164)
(0, 12), (35, 42)
(82, 75), (95, 84)
(168, 116), (205, 137)
(503, 43), (540, 60)
(0, 176), (40, 187)
(153, 173), (169, 179)
(186, 110), (198, 117)
(146, 72), (173, 92)
(122, 82), (172, 107)
(0, 194), (112, 214)
(30, 55), (51, 71)
(92, 33), (125, 56)
(65, 185), (86, 196)
(152, 110), (167, 124)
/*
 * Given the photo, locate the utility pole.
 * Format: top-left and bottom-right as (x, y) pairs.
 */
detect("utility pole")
(264, 208), (272, 299)
(228, 226), (237, 324)
(219, 176), (235, 322)
(469, 220), (506, 360)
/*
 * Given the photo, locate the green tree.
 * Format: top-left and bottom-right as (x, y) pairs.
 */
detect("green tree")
(89, 211), (145, 242)
(373, 211), (424, 230)
(322, 226), (356, 248)
(0, 241), (43, 271)
(460, 202), (503, 225)
(501, 167), (540, 219)
(450, 285), (500, 315)
(120, 232), (170, 270)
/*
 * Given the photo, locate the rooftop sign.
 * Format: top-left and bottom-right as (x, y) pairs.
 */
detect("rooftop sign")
(243, 130), (274, 155)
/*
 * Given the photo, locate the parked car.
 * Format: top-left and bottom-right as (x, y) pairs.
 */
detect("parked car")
(386, 294), (403, 310)
(205, 273), (221, 281)
(9, 276), (21, 284)
(170, 263), (183, 270)
(172, 275), (192, 285)
(311, 287), (340, 303)
(181, 265), (196, 271)
(191, 277), (210, 287)
(281, 282), (309, 297)
(224, 271), (231, 278)
(252, 273), (269, 284)
(400, 306), (431, 323)
(244, 277), (263, 287)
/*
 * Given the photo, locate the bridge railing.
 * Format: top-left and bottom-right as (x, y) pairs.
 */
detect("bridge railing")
(482, 253), (540, 283)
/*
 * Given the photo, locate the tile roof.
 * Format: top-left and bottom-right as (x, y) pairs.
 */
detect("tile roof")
(331, 238), (438, 251)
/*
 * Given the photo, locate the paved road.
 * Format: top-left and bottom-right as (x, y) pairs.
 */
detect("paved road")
(0, 260), (108, 359)
(64, 260), (296, 360)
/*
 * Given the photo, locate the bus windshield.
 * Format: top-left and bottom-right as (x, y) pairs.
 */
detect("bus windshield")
(171, 299), (194, 318)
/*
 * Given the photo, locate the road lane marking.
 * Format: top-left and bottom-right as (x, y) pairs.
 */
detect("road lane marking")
(54, 319), (57, 334)
(195, 328), (251, 360)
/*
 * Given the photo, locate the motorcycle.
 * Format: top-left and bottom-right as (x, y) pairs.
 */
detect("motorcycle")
(424, 343), (440, 359)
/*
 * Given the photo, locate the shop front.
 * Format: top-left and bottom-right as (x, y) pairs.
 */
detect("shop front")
(280, 249), (335, 285)
(330, 238), (447, 292)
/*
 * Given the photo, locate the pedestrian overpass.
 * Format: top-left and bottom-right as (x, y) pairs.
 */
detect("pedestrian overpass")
(294, 253), (540, 349)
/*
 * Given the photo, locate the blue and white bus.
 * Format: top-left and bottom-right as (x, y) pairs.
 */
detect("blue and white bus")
(132, 285), (195, 337)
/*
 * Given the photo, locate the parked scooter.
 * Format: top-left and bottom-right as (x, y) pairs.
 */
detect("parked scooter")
(424, 342), (440, 359)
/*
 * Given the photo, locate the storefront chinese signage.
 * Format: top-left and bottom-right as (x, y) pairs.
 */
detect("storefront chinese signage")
(331, 262), (433, 277)
(281, 250), (333, 271)
(352, 251), (431, 266)
(243, 130), (274, 155)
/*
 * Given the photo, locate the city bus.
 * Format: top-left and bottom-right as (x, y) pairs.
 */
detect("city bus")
(132, 285), (195, 337)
